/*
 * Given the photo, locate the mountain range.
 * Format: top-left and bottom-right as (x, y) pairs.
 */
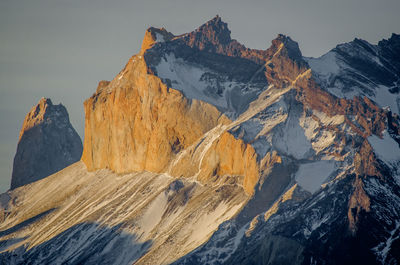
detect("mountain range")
(1, 15), (399, 265)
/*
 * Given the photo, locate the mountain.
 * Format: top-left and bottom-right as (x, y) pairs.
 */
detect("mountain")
(1, 16), (400, 265)
(10, 98), (83, 190)
(305, 34), (400, 114)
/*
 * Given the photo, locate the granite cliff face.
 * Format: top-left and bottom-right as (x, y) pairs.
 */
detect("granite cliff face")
(1, 16), (400, 265)
(82, 16), (268, 195)
(81, 53), (237, 185)
(10, 98), (83, 189)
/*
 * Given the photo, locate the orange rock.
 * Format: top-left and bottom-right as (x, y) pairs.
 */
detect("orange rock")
(140, 27), (174, 54)
(82, 55), (227, 174)
(198, 132), (259, 195)
(348, 176), (371, 233)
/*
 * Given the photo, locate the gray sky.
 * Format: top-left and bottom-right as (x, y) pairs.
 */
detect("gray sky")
(0, 0), (399, 192)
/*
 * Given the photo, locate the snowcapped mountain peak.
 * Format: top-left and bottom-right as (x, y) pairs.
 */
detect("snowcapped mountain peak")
(305, 33), (400, 115)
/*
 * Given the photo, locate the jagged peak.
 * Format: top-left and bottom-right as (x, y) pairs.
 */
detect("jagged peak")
(31, 97), (56, 120)
(200, 15), (225, 28)
(331, 37), (381, 59)
(29, 97), (54, 124)
(180, 15), (232, 50)
(274, 34), (294, 43)
(146, 27), (174, 41)
(38, 97), (53, 106)
(381, 33), (400, 43)
(197, 15), (231, 43)
(12, 99), (82, 189)
(34, 97), (65, 114)
(389, 32), (400, 42)
(21, 98), (69, 139)
(142, 16), (269, 64)
(140, 27), (174, 54)
(350, 37), (375, 48)
(268, 34), (304, 63)
(333, 37), (377, 50)
(378, 32), (400, 48)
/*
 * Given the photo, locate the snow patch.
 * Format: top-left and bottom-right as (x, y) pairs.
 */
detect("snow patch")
(138, 191), (168, 238)
(155, 53), (263, 116)
(185, 201), (242, 248)
(307, 49), (400, 115)
(155, 32), (165, 42)
(273, 113), (312, 160)
(156, 54), (226, 108)
(306, 52), (341, 79)
(251, 136), (270, 158)
(373, 221), (400, 264)
(374, 85), (400, 114)
(295, 160), (336, 193)
(368, 131), (400, 164)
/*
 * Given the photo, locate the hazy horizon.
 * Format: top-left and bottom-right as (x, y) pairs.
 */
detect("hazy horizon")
(1, 0), (399, 192)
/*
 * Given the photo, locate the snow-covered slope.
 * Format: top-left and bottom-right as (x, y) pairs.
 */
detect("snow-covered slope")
(0, 162), (247, 265)
(305, 34), (400, 114)
(177, 173), (400, 265)
(154, 53), (265, 118)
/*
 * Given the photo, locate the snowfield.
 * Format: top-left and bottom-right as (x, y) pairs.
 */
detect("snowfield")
(295, 160), (336, 193)
(369, 131), (400, 164)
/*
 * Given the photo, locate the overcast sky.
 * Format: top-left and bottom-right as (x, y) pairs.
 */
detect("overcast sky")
(0, 0), (399, 192)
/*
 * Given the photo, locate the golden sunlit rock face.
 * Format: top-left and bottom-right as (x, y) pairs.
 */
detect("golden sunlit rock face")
(198, 132), (259, 195)
(18, 98), (52, 140)
(348, 176), (371, 234)
(80, 21), (281, 195)
(83, 55), (225, 172)
(82, 38), (261, 195)
(140, 27), (174, 54)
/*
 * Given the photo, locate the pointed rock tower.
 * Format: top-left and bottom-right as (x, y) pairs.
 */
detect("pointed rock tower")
(11, 98), (83, 189)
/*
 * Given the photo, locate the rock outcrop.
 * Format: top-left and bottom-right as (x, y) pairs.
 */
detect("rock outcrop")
(82, 17), (267, 195)
(11, 98), (83, 189)
(82, 56), (229, 174)
(180, 15), (270, 65)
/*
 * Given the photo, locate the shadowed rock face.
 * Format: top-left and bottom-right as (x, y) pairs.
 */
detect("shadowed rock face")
(11, 98), (82, 189)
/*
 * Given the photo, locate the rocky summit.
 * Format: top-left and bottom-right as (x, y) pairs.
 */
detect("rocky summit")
(10, 98), (83, 189)
(1, 16), (400, 265)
